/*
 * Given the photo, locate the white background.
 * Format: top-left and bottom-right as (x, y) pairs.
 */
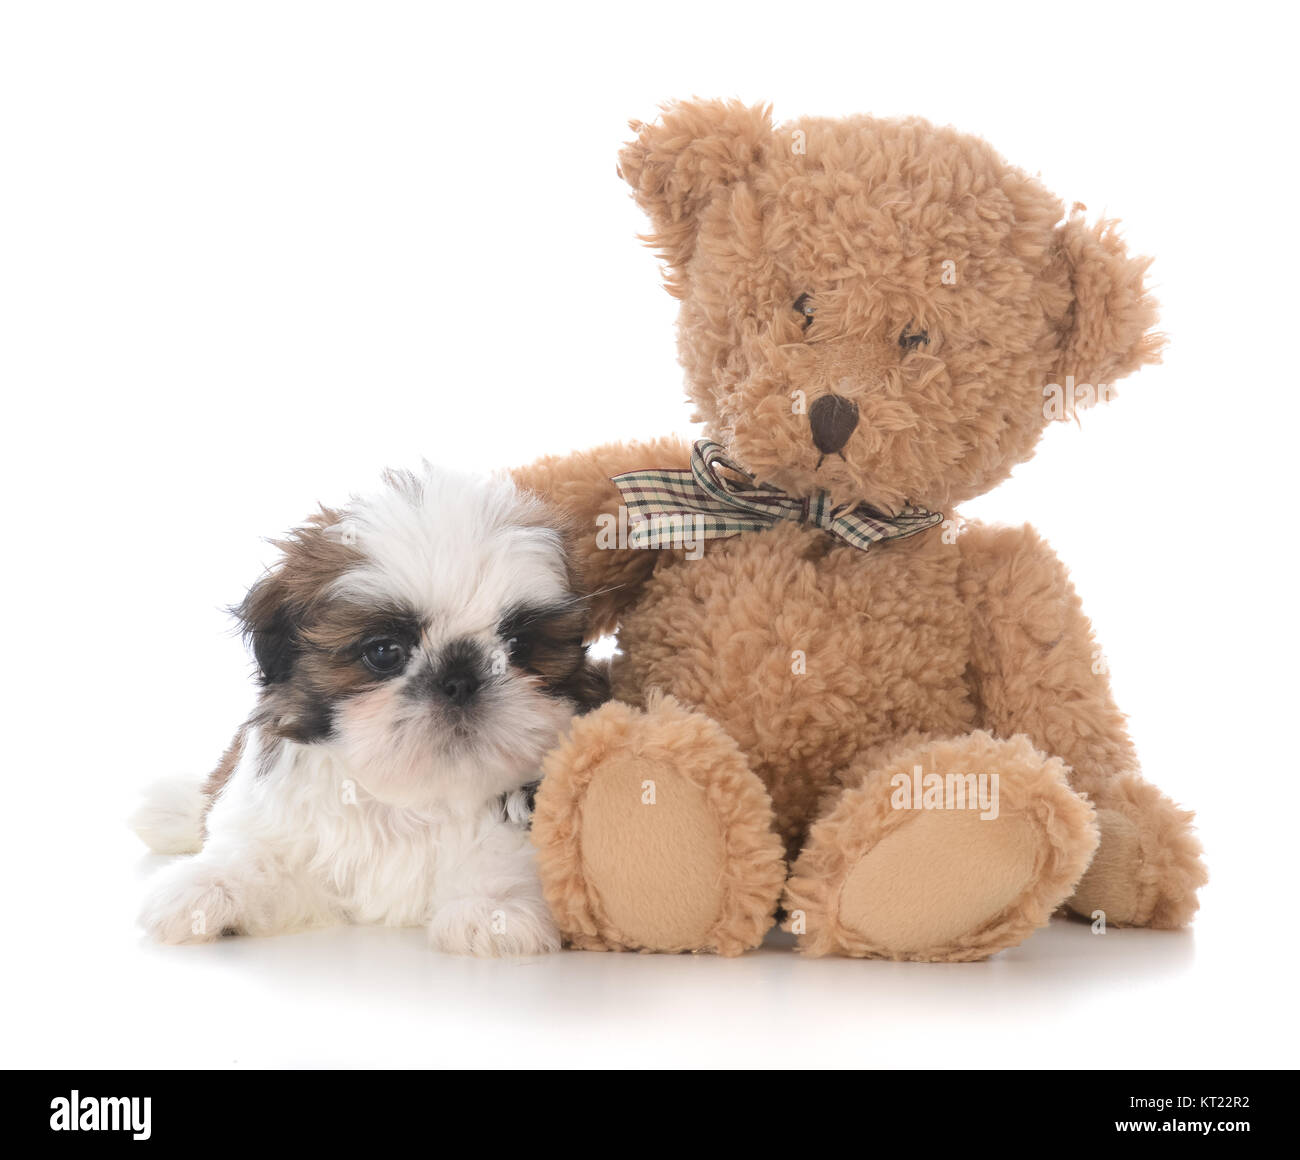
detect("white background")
(2, 0), (1296, 1069)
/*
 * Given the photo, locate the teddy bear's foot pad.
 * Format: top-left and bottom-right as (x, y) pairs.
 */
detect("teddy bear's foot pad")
(838, 809), (1042, 955)
(785, 731), (1100, 961)
(531, 696), (786, 955)
(581, 758), (728, 949)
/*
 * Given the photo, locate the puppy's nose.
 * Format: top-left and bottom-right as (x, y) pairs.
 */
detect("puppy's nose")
(440, 669), (480, 706)
(808, 393), (859, 455)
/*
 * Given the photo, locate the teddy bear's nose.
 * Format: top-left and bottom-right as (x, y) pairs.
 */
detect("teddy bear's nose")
(808, 393), (859, 455)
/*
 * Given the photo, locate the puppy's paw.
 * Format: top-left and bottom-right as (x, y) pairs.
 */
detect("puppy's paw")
(139, 860), (242, 945)
(428, 897), (561, 957)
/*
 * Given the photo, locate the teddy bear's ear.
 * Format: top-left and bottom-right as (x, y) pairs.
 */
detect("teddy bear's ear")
(1051, 209), (1164, 394)
(617, 99), (773, 291)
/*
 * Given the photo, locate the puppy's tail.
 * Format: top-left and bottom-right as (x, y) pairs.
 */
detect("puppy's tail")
(129, 777), (206, 854)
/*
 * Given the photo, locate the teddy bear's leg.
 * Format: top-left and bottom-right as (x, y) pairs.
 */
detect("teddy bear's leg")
(784, 731), (1099, 962)
(531, 693), (787, 956)
(1064, 772), (1206, 928)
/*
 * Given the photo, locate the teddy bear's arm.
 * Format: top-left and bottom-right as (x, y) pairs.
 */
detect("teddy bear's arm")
(956, 520), (1136, 796)
(511, 436), (692, 637)
(957, 520), (1205, 927)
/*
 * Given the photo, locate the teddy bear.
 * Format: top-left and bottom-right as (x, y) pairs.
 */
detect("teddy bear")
(511, 100), (1206, 961)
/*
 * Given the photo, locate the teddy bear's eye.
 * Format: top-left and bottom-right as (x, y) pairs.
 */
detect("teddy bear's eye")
(899, 327), (930, 351)
(793, 293), (815, 331)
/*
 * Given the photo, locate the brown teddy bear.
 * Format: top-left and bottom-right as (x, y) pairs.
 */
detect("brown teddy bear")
(512, 100), (1206, 961)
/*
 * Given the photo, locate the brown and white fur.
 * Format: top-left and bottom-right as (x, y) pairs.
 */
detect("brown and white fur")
(132, 466), (607, 955)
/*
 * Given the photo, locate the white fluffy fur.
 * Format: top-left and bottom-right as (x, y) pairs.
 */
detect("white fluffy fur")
(137, 727), (559, 954)
(134, 467), (573, 957)
(129, 776), (205, 856)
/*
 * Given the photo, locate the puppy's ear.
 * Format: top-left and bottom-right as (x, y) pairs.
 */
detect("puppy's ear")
(617, 98), (772, 292)
(235, 569), (301, 686)
(1051, 209), (1163, 394)
(543, 525), (614, 716)
(233, 506), (354, 686)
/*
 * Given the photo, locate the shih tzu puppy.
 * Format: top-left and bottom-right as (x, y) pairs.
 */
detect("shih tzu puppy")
(132, 466), (607, 955)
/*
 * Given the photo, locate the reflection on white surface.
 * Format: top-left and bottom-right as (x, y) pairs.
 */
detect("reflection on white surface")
(9, 835), (1277, 1070)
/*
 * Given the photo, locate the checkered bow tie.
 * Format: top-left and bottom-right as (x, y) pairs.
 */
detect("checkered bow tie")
(610, 439), (942, 553)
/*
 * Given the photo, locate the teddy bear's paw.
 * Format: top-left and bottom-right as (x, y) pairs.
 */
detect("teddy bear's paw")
(1065, 772), (1207, 929)
(784, 731), (1099, 962)
(531, 697), (786, 956)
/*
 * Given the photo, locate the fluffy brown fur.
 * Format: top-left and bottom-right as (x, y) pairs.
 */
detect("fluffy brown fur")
(515, 102), (1205, 960)
(199, 725), (246, 833)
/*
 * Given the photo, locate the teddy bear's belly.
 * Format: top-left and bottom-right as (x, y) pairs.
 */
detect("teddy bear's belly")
(611, 524), (976, 851)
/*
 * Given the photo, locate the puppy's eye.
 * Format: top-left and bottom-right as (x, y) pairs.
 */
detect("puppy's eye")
(506, 633), (531, 663)
(361, 638), (408, 676)
(899, 326), (930, 351)
(793, 292), (815, 331)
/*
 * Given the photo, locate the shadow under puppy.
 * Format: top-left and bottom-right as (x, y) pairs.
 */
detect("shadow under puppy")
(132, 466), (608, 955)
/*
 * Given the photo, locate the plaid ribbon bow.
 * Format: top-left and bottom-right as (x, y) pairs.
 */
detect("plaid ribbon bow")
(611, 440), (943, 553)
